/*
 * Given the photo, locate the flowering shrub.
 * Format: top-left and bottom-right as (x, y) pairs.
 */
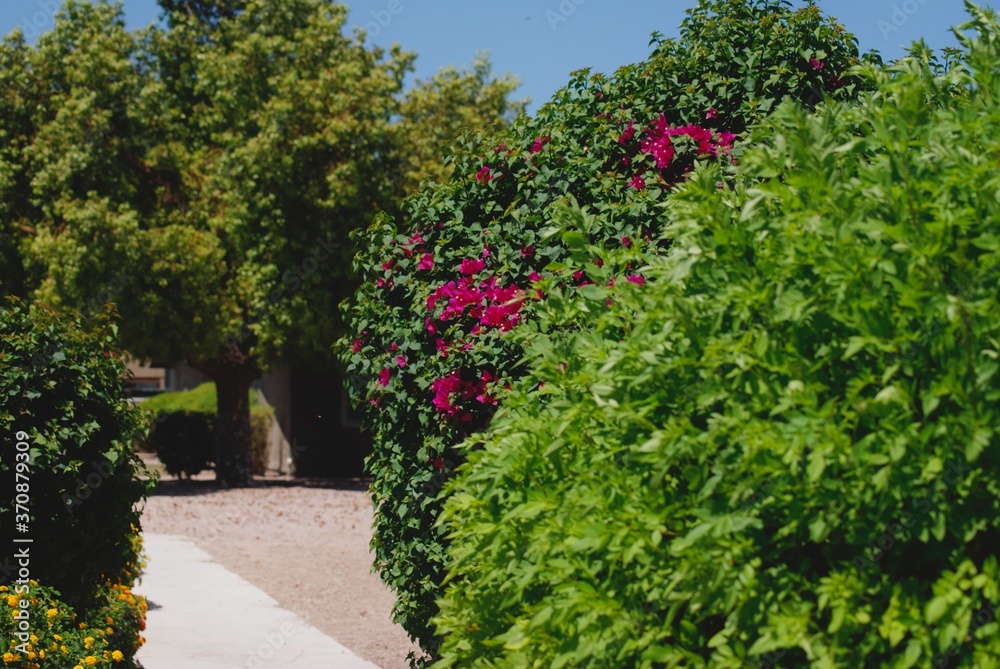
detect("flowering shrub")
(0, 303), (154, 612)
(435, 9), (1000, 666)
(1, 581), (146, 668)
(340, 0), (869, 658)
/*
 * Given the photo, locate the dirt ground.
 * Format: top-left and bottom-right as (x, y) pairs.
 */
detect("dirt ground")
(138, 472), (419, 669)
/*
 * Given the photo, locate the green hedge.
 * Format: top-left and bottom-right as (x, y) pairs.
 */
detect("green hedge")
(0, 303), (153, 613)
(435, 8), (1000, 667)
(341, 1), (869, 656)
(142, 382), (273, 478)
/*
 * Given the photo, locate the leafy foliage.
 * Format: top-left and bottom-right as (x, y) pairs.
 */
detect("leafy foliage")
(341, 0), (867, 657)
(0, 303), (154, 611)
(435, 7), (1000, 666)
(5, 0), (523, 486)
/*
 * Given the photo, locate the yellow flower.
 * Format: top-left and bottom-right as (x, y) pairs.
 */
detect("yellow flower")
(84, 637), (95, 649)
(84, 656), (98, 667)
(38, 651), (45, 659)
(78, 622), (87, 630)
(29, 635), (37, 643)
(53, 634), (62, 641)
(0, 586), (6, 592)
(60, 645), (68, 654)
(106, 617), (114, 625)
(106, 627), (113, 635)
(5, 595), (17, 607)
(3, 652), (15, 664)
(73, 666), (83, 669)
(46, 609), (58, 619)
(111, 650), (123, 662)
(27, 652), (36, 660)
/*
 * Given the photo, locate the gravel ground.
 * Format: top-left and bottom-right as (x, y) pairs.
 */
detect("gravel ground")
(138, 471), (418, 669)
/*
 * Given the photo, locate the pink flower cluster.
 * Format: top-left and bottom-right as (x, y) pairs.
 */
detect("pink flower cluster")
(640, 114), (735, 170)
(430, 370), (497, 422)
(426, 275), (525, 333)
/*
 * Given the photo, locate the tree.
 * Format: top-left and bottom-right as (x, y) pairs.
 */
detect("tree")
(394, 53), (525, 190)
(12, 0), (523, 487)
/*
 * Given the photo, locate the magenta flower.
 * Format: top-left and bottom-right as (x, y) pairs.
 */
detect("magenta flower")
(351, 339), (363, 354)
(717, 131), (737, 147)
(417, 253), (434, 271)
(378, 368), (391, 387)
(529, 136), (550, 154)
(705, 107), (718, 119)
(629, 175), (646, 190)
(521, 244), (536, 258)
(641, 115), (676, 169)
(809, 57), (824, 70)
(435, 338), (449, 357)
(529, 272), (543, 283)
(475, 166), (493, 183)
(459, 258), (486, 275)
(425, 318), (438, 335)
(618, 120), (636, 145)
(396, 355), (407, 368)
(621, 235), (632, 248)
(626, 274), (646, 286)
(382, 259), (394, 270)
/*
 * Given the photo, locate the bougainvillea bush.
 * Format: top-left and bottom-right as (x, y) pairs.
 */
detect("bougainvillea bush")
(435, 8), (1000, 666)
(341, 0), (869, 657)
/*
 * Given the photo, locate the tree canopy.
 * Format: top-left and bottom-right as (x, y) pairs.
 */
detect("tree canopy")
(2, 0), (524, 485)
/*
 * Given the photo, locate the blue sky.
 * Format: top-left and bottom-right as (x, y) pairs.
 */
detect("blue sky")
(0, 0), (977, 113)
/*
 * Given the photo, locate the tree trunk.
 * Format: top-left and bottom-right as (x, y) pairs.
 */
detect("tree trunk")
(193, 340), (261, 487)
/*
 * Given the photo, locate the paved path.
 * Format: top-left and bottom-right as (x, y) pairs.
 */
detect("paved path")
(136, 533), (382, 669)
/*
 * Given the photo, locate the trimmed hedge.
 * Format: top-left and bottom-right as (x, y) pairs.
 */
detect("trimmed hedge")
(341, 0), (869, 658)
(0, 303), (153, 612)
(142, 382), (273, 478)
(435, 8), (1000, 667)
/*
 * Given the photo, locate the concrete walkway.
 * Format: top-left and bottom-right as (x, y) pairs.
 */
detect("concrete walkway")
(136, 533), (382, 669)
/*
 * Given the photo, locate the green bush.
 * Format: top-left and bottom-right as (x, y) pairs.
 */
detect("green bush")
(142, 382), (273, 478)
(1, 580), (147, 668)
(148, 412), (216, 478)
(0, 303), (154, 612)
(341, 0), (869, 657)
(435, 8), (1000, 667)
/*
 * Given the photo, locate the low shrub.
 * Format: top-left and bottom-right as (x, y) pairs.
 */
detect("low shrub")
(435, 8), (1000, 667)
(341, 0), (870, 655)
(142, 382), (273, 477)
(0, 580), (147, 669)
(0, 303), (154, 612)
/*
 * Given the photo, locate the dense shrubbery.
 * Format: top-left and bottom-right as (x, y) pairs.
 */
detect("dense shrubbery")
(341, 0), (868, 657)
(0, 303), (152, 667)
(142, 382), (273, 478)
(0, 304), (154, 610)
(435, 8), (1000, 667)
(0, 580), (147, 668)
